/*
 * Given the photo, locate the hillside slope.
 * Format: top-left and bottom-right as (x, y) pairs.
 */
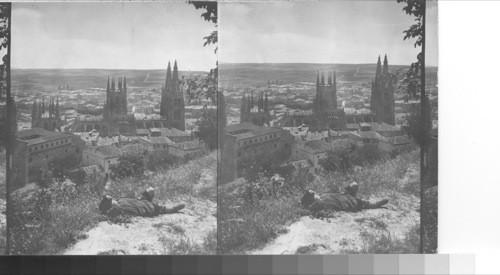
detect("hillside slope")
(251, 193), (419, 254)
(64, 195), (215, 255)
(64, 166), (217, 255)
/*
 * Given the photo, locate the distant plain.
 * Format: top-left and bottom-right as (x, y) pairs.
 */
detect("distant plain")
(219, 63), (438, 88)
(12, 69), (207, 92)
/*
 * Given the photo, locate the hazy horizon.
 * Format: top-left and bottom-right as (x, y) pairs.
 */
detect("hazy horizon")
(219, 61), (438, 68)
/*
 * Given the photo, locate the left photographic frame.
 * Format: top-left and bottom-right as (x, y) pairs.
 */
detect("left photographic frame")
(0, 2), (11, 256)
(5, 1), (218, 255)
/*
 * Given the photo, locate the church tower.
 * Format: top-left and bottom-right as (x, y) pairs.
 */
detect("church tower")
(370, 54), (395, 125)
(31, 98), (62, 131)
(160, 60), (185, 131)
(104, 75), (128, 120)
(312, 69), (343, 130)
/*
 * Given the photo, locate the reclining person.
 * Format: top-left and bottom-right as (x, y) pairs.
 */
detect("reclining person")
(301, 182), (389, 213)
(99, 187), (185, 218)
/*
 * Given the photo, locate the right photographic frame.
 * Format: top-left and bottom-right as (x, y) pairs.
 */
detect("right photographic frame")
(217, 0), (438, 255)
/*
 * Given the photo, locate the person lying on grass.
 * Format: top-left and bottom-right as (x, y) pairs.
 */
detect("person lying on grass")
(98, 187), (185, 221)
(301, 182), (389, 213)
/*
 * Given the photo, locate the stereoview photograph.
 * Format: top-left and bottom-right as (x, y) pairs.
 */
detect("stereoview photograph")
(217, 0), (438, 254)
(7, 1), (218, 255)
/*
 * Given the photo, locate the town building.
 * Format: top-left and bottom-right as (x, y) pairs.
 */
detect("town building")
(82, 144), (122, 178)
(291, 138), (356, 171)
(12, 128), (84, 189)
(221, 122), (292, 183)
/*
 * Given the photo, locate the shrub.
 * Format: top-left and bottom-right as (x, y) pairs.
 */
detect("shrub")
(218, 173), (305, 254)
(110, 154), (145, 179)
(9, 180), (102, 255)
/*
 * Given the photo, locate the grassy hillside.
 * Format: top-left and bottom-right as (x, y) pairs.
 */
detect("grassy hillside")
(10, 152), (216, 255)
(218, 149), (420, 254)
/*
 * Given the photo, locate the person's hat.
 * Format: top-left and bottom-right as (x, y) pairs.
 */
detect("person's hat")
(142, 187), (155, 202)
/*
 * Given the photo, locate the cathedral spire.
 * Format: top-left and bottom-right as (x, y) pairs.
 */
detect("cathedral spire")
(166, 61), (172, 89)
(172, 60), (179, 83)
(383, 54), (389, 76)
(56, 98), (60, 118)
(375, 55), (382, 81)
(111, 76), (115, 91)
(327, 71), (332, 86)
(321, 72), (325, 86)
(123, 76), (127, 93)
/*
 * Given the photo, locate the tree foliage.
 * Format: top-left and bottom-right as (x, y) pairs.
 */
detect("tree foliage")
(194, 108), (218, 150)
(183, 1), (218, 103)
(109, 154), (145, 179)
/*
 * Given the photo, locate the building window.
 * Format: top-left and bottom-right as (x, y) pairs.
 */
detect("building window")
(29, 148), (32, 152)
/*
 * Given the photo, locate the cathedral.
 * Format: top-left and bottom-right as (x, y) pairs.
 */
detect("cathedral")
(370, 55), (395, 126)
(31, 98), (62, 131)
(276, 70), (346, 130)
(311, 70), (345, 130)
(240, 91), (271, 126)
(67, 61), (186, 135)
(160, 60), (185, 131)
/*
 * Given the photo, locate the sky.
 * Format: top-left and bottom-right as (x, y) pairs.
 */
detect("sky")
(12, 2), (217, 71)
(220, 1), (438, 66)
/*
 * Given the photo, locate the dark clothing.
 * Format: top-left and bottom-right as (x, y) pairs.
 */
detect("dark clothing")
(306, 192), (370, 212)
(105, 197), (176, 218)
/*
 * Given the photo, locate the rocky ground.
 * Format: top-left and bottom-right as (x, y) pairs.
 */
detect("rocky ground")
(64, 168), (217, 255)
(250, 193), (419, 254)
(64, 196), (216, 255)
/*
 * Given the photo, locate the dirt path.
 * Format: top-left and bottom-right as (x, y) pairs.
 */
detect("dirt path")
(64, 197), (216, 255)
(251, 193), (419, 255)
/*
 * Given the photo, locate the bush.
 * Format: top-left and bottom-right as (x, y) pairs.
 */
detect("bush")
(146, 151), (181, 171)
(9, 180), (102, 255)
(218, 173), (308, 254)
(110, 154), (145, 179)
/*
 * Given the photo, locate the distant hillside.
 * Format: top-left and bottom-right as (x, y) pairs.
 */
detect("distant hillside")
(219, 63), (438, 88)
(12, 69), (208, 92)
